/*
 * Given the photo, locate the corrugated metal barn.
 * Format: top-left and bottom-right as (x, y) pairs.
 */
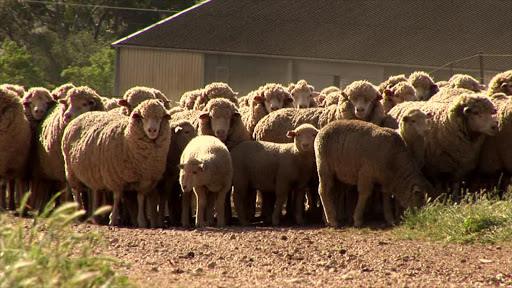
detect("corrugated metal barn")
(112, 0), (512, 101)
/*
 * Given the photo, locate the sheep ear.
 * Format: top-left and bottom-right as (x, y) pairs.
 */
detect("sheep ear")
(463, 107), (471, 115)
(232, 111), (241, 118)
(52, 93), (60, 101)
(311, 91), (320, 98)
(131, 112), (141, 119)
(383, 89), (394, 98)
(426, 112), (434, 119)
(253, 95), (263, 102)
(341, 91), (349, 99)
(500, 82), (509, 90)
(174, 126), (183, 133)
(118, 99), (129, 107)
(288, 83), (296, 91)
(286, 130), (296, 138)
(178, 164), (185, 170)
(375, 92), (383, 101)
(234, 92), (239, 96)
(163, 113), (171, 121)
(199, 112), (209, 120)
(308, 85), (315, 92)
(59, 99), (67, 105)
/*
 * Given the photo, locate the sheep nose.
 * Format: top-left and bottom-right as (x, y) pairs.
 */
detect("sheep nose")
(302, 143), (310, 149)
(271, 106), (279, 111)
(356, 107), (365, 112)
(299, 104), (307, 109)
(148, 127), (157, 133)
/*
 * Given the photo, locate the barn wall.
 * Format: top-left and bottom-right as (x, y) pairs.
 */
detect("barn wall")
(117, 47), (203, 102)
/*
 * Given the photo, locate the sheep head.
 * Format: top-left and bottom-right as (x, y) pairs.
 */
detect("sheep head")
(22, 87), (55, 120)
(171, 120), (197, 148)
(131, 99), (171, 140)
(179, 158), (206, 193)
(450, 94), (498, 136)
(60, 86), (102, 124)
(253, 83), (293, 113)
(288, 80), (315, 109)
(409, 71), (438, 101)
(51, 83), (75, 101)
(286, 123), (319, 153)
(342, 80), (382, 120)
(400, 109), (433, 138)
(199, 98), (240, 142)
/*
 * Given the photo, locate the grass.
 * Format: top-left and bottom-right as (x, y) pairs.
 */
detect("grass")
(0, 193), (135, 288)
(395, 192), (512, 244)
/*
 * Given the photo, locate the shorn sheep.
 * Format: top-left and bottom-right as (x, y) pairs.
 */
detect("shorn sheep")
(287, 79), (317, 108)
(314, 120), (431, 227)
(408, 71), (439, 101)
(62, 99), (171, 227)
(253, 80), (385, 143)
(448, 74), (484, 92)
(487, 70), (512, 97)
(0, 87), (31, 210)
(179, 135), (233, 228)
(193, 82), (238, 110)
(231, 124), (319, 226)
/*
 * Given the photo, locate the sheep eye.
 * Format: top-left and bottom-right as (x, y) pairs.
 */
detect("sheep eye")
(192, 171), (197, 175)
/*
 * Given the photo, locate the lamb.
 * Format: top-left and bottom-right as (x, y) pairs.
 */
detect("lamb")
(381, 82), (417, 113)
(241, 83), (294, 136)
(62, 99), (171, 227)
(178, 135), (233, 228)
(287, 80), (317, 108)
(51, 83), (75, 100)
(0, 84), (26, 98)
(193, 82), (238, 110)
(31, 86), (105, 210)
(179, 89), (203, 110)
(198, 98), (250, 149)
(253, 80), (385, 143)
(408, 71), (439, 100)
(314, 120), (431, 227)
(158, 120), (197, 226)
(487, 70), (512, 97)
(0, 87), (31, 210)
(377, 74), (408, 94)
(448, 74), (484, 92)
(231, 124), (319, 226)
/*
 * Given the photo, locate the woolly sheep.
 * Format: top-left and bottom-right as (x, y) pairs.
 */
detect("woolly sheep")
(287, 80), (317, 108)
(178, 135), (233, 228)
(381, 82), (417, 113)
(321, 91), (341, 107)
(377, 74), (408, 94)
(148, 87), (171, 109)
(0, 87), (31, 210)
(241, 83), (294, 135)
(253, 80), (385, 143)
(51, 83), (75, 100)
(118, 86), (157, 116)
(436, 81), (449, 88)
(31, 86), (105, 210)
(316, 86), (341, 106)
(193, 82), (238, 111)
(0, 84), (25, 98)
(62, 99), (171, 227)
(408, 71), (439, 101)
(448, 74), (484, 92)
(179, 89), (203, 110)
(487, 70), (512, 97)
(231, 124), (319, 226)
(314, 120), (431, 227)
(427, 87), (475, 104)
(22, 87), (56, 122)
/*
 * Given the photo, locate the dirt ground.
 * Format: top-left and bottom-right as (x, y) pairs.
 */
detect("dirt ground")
(73, 222), (512, 288)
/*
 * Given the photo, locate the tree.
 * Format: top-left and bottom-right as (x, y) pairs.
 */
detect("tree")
(0, 38), (46, 87)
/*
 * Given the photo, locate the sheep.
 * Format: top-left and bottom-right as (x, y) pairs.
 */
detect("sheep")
(51, 83), (75, 100)
(321, 91), (341, 107)
(0, 87), (31, 210)
(231, 124), (319, 226)
(0, 84), (25, 98)
(377, 74), (408, 94)
(148, 87), (171, 109)
(21, 87), (56, 124)
(31, 86), (105, 210)
(179, 89), (203, 110)
(118, 86), (157, 115)
(253, 80), (385, 143)
(436, 81), (449, 88)
(158, 120), (197, 226)
(287, 80), (317, 108)
(198, 98), (250, 149)
(100, 96), (121, 111)
(193, 82), (238, 111)
(381, 82), (417, 113)
(314, 120), (432, 227)
(238, 95), (250, 109)
(487, 70), (512, 97)
(316, 86), (341, 106)
(241, 83), (294, 136)
(178, 135), (233, 228)
(62, 99), (171, 227)
(427, 87), (475, 104)
(408, 71), (439, 101)
(448, 74), (484, 92)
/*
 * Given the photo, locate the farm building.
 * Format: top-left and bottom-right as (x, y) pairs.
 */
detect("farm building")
(112, 0), (512, 101)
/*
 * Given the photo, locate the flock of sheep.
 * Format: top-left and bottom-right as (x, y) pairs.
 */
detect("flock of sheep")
(1, 69), (512, 228)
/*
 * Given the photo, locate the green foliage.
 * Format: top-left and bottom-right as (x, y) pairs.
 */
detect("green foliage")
(0, 38), (47, 87)
(62, 47), (115, 96)
(395, 193), (512, 244)
(0, 194), (134, 288)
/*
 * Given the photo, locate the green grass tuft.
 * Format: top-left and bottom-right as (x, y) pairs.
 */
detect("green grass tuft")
(0, 193), (135, 287)
(395, 192), (512, 244)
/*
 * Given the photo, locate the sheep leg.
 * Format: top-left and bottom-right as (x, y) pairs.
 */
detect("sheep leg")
(7, 180), (15, 210)
(109, 190), (122, 226)
(272, 182), (289, 226)
(232, 182), (250, 226)
(0, 179), (5, 211)
(136, 193), (148, 228)
(317, 165), (338, 227)
(206, 191), (216, 226)
(294, 187), (307, 225)
(382, 194), (395, 225)
(181, 191), (192, 228)
(147, 190), (160, 228)
(167, 181), (182, 226)
(353, 179), (373, 228)
(194, 186), (207, 228)
(215, 184), (230, 227)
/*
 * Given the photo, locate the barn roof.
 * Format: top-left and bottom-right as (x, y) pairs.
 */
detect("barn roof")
(113, 0), (512, 71)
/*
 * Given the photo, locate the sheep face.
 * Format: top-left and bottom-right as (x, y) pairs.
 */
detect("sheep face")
(23, 89), (54, 120)
(171, 121), (197, 147)
(349, 95), (375, 120)
(402, 110), (433, 137)
(501, 81), (512, 95)
(290, 81), (315, 109)
(179, 159), (206, 192)
(464, 108), (498, 136)
(286, 124), (319, 152)
(255, 90), (292, 113)
(199, 106), (240, 142)
(131, 99), (171, 140)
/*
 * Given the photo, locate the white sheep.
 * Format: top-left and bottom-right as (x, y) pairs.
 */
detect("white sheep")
(287, 80), (317, 108)
(408, 71), (439, 101)
(231, 124), (319, 226)
(179, 135), (233, 228)
(381, 82), (418, 113)
(62, 99), (171, 227)
(193, 82), (239, 110)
